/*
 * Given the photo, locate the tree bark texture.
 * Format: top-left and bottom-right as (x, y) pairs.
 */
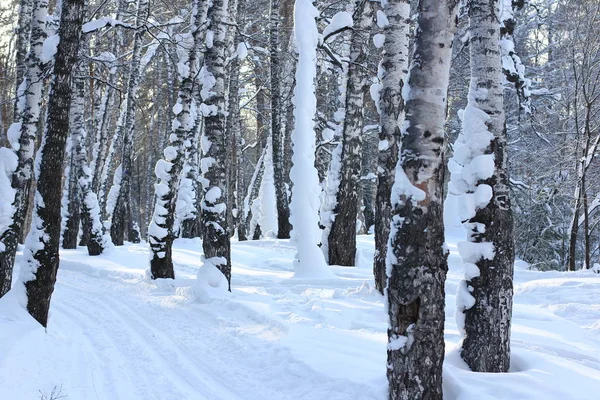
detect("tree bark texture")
(22, 0), (85, 327)
(200, 0), (232, 289)
(0, 0), (48, 297)
(328, 0), (372, 266)
(374, 0), (410, 294)
(386, 0), (458, 398)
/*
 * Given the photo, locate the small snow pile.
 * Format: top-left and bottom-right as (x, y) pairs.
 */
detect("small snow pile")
(257, 136), (278, 238)
(322, 11), (353, 39)
(592, 263), (600, 274)
(0, 148), (17, 251)
(178, 256), (229, 302)
(40, 34), (59, 63)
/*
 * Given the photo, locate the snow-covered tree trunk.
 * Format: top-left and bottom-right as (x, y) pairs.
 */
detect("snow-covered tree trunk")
(386, 0), (458, 398)
(243, 149), (266, 241)
(373, 0), (410, 294)
(327, 0), (373, 266)
(20, 0), (85, 326)
(108, 0), (149, 246)
(289, 0), (333, 279)
(148, 0), (206, 280)
(69, 42), (106, 256)
(199, 0), (232, 289)
(13, 0), (33, 120)
(448, 0), (514, 373)
(0, 0), (48, 298)
(270, 0), (292, 239)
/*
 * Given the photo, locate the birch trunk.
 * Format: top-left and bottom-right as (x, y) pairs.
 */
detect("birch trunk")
(20, 0), (85, 327)
(270, 0), (292, 239)
(0, 0), (48, 297)
(199, 0), (232, 289)
(373, 0), (410, 294)
(148, 0), (206, 279)
(453, 0), (514, 373)
(327, 0), (372, 266)
(386, 0), (458, 398)
(108, 0), (149, 246)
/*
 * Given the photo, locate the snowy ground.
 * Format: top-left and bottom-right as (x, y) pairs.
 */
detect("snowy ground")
(1, 230), (599, 399)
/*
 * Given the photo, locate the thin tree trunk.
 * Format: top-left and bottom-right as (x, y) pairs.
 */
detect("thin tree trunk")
(373, 0), (410, 294)
(20, 0), (85, 326)
(200, 0), (232, 289)
(108, 0), (149, 246)
(270, 0), (292, 239)
(386, 0), (458, 398)
(328, 0), (372, 266)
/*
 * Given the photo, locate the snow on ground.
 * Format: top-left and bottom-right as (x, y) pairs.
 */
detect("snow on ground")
(1, 229), (599, 399)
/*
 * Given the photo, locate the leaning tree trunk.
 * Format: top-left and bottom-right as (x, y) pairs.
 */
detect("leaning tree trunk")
(0, 0), (48, 298)
(20, 0), (85, 327)
(270, 0), (292, 239)
(199, 0), (232, 289)
(386, 0), (458, 399)
(373, 0), (410, 294)
(148, 0), (206, 280)
(108, 0), (149, 246)
(449, 0), (514, 374)
(327, 0), (372, 266)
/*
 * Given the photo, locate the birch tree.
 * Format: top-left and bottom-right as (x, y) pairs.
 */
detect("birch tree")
(270, 0), (292, 239)
(107, 0), (149, 245)
(148, 0), (206, 280)
(289, 0), (334, 279)
(0, 0), (48, 297)
(198, 0), (232, 289)
(386, 0), (458, 397)
(372, 0), (410, 293)
(327, 0), (373, 266)
(19, 0), (85, 326)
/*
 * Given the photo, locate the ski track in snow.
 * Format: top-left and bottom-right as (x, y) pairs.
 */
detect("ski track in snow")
(1, 230), (600, 399)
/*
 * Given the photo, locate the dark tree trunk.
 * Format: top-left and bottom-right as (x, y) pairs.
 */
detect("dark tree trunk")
(22, 0), (85, 327)
(327, 0), (372, 266)
(200, 0), (232, 289)
(373, 0), (410, 294)
(386, 0), (458, 398)
(270, 0), (292, 239)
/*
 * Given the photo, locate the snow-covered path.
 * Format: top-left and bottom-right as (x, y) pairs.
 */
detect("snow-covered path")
(1, 233), (600, 399)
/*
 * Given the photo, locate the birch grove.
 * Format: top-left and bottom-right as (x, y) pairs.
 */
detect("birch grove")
(0, 0), (598, 397)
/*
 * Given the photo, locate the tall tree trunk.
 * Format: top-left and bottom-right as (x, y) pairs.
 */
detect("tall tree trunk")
(386, 0), (458, 398)
(20, 0), (85, 327)
(289, 0), (332, 278)
(0, 0), (48, 298)
(373, 0), (410, 294)
(270, 0), (292, 239)
(148, 0), (206, 279)
(225, 0), (246, 240)
(13, 0), (33, 120)
(450, 0), (514, 373)
(108, 0), (149, 246)
(200, 0), (232, 289)
(327, 0), (373, 266)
